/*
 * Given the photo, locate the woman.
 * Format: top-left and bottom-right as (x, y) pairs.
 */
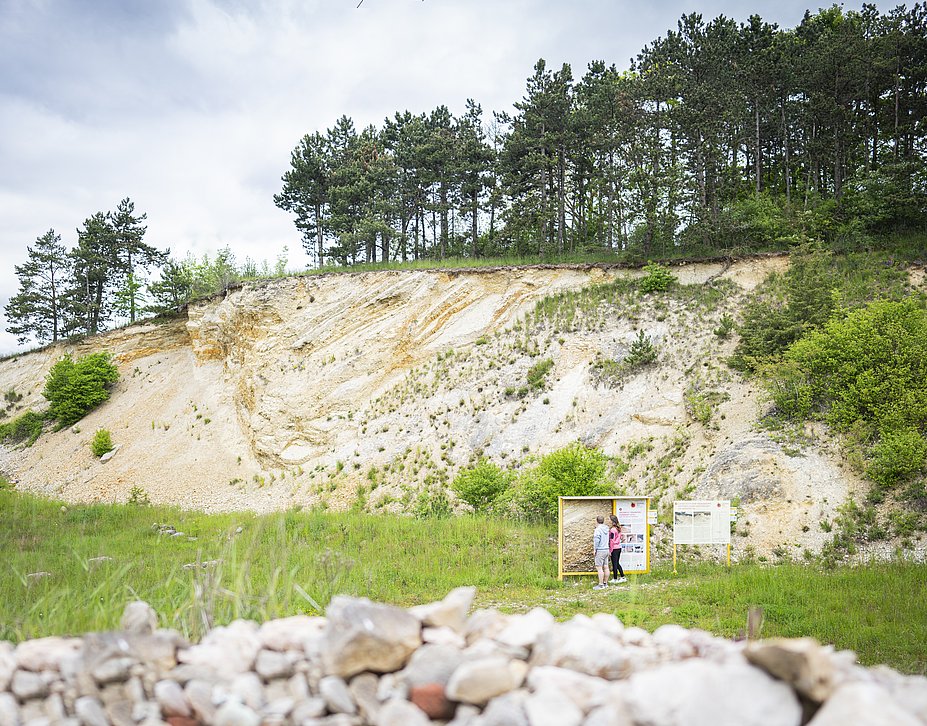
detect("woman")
(608, 514), (627, 583)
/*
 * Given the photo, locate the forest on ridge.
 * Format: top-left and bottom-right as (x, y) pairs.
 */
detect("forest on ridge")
(277, 5), (927, 265)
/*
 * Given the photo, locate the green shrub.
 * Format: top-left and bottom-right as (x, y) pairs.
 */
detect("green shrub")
(127, 486), (150, 506)
(867, 428), (927, 487)
(639, 263), (676, 294)
(506, 443), (612, 521)
(0, 410), (46, 447)
(412, 486), (452, 519)
(452, 459), (513, 512)
(526, 358), (554, 390)
(713, 314), (735, 339)
(625, 330), (657, 367)
(43, 353), (119, 427)
(90, 429), (113, 457)
(769, 297), (927, 488)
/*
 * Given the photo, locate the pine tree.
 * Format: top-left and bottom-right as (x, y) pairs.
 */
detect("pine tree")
(5, 229), (72, 344)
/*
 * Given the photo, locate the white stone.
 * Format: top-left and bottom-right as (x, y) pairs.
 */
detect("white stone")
(0, 693), (19, 726)
(463, 609), (509, 645)
(623, 659), (801, 726)
(399, 643), (465, 688)
(525, 686), (584, 726)
(891, 675), (927, 722)
(120, 602), (158, 635)
(177, 620), (260, 678)
(589, 613), (624, 638)
(255, 649), (293, 680)
(530, 621), (631, 680)
(258, 616), (326, 651)
(14, 637), (82, 672)
(74, 697), (108, 726)
(154, 679), (190, 717)
(91, 656), (134, 685)
(230, 672), (265, 710)
(494, 608), (555, 650)
(527, 666), (611, 713)
(375, 698), (432, 726)
(409, 587), (476, 633)
(480, 689), (529, 726)
(290, 697), (326, 722)
(583, 700), (635, 726)
(319, 675), (357, 715)
(0, 645), (14, 692)
(808, 683), (921, 726)
(446, 656), (528, 706)
(11, 671), (48, 701)
(349, 672), (381, 722)
(215, 700), (262, 726)
(322, 596), (422, 678)
(422, 626), (466, 648)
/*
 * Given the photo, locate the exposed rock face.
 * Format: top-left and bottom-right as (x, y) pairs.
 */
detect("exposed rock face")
(0, 258), (912, 560)
(0, 595), (924, 726)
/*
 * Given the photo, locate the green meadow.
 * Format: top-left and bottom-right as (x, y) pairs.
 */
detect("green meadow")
(1, 487), (925, 675)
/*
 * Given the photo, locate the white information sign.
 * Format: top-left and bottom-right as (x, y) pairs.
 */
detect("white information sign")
(673, 500), (731, 545)
(614, 498), (649, 572)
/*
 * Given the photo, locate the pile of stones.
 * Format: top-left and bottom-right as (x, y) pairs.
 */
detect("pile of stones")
(0, 587), (925, 725)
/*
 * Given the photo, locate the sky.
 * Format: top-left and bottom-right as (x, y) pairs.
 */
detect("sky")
(0, 0), (890, 353)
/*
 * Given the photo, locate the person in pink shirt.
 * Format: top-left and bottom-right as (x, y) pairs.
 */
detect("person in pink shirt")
(608, 514), (627, 583)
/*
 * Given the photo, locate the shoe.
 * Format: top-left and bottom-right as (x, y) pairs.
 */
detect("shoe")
(617, 577), (628, 583)
(608, 579), (619, 584)
(593, 584), (606, 590)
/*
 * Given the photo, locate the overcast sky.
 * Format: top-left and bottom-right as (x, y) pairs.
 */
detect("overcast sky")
(0, 0), (890, 353)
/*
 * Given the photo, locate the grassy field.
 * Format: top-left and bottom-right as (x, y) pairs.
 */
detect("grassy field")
(1, 487), (925, 674)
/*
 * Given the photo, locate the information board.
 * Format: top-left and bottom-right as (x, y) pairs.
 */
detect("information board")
(673, 500), (731, 545)
(558, 496), (651, 578)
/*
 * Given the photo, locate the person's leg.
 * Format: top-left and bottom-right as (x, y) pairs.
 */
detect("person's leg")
(617, 549), (626, 579)
(610, 550), (619, 582)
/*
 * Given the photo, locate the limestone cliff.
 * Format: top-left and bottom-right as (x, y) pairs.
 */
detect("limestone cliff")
(0, 257), (911, 560)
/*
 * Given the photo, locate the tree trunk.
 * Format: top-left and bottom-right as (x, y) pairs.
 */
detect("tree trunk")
(315, 203), (324, 268)
(755, 102), (762, 195)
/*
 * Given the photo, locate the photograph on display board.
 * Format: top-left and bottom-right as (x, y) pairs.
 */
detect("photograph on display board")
(560, 498), (614, 574)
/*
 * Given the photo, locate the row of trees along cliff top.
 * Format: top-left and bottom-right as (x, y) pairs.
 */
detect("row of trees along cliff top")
(276, 5), (927, 267)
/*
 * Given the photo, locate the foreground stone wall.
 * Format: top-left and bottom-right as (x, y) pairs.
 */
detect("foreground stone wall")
(0, 589), (925, 726)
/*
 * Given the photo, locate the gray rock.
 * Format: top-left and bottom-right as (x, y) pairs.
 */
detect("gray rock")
(409, 587), (476, 633)
(376, 673), (409, 702)
(91, 656), (134, 685)
(215, 701), (262, 726)
(524, 686), (584, 726)
(447, 703), (481, 726)
(349, 672), (381, 722)
(256, 649), (294, 680)
(652, 624), (696, 659)
(375, 698), (431, 726)
(399, 644), (465, 687)
(807, 683), (921, 726)
(623, 659), (802, 726)
(0, 693), (19, 726)
(446, 657), (528, 706)
(11, 671), (48, 701)
(288, 672), (310, 701)
(262, 696), (295, 718)
(480, 689), (529, 726)
(322, 597), (422, 678)
(120, 602), (158, 635)
(744, 638), (836, 702)
(74, 697), (108, 726)
(422, 626), (466, 648)
(320, 675), (357, 715)
(43, 693), (67, 722)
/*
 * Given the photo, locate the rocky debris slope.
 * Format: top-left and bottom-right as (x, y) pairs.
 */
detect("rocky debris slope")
(1, 590), (924, 726)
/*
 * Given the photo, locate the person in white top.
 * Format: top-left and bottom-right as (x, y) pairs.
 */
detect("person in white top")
(592, 515), (610, 590)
